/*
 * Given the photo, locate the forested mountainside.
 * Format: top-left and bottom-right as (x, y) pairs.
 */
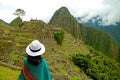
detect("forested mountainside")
(77, 16), (120, 45)
(79, 25), (119, 61)
(49, 7), (120, 62)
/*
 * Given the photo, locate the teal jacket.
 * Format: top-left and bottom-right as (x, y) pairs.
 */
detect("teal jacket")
(18, 57), (51, 80)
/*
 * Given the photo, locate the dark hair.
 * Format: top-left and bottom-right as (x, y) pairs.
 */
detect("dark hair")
(27, 55), (42, 65)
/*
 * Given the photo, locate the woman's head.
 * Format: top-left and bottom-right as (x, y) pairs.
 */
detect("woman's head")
(26, 40), (45, 65)
(26, 40), (45, 56)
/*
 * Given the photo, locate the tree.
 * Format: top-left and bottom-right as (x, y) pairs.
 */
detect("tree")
(13, 8), (25, 18)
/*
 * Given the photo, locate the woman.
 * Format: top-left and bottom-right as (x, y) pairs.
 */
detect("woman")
(18, 40), (51, 80)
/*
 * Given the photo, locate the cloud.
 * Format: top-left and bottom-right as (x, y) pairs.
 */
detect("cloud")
(100, 0), (120, 25)
(0, 0), (120, 26)
(79, 0), (120, 26)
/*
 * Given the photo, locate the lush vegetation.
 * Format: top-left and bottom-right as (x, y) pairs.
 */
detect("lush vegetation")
(49, 7), (120, 62)
(99, 25), (120, 46)
(119, 47), (120, 62)
(71, 47), (120, 80)
(79, 25), (119, 61)
(53, 29), (64, 45)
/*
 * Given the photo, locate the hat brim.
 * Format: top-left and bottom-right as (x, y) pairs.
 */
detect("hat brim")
(26, 43), (45, 56)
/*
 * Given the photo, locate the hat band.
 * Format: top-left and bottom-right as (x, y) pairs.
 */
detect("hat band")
(29, 47), (41, 52)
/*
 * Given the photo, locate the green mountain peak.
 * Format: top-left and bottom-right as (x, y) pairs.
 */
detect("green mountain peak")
(49, 6), (80, 39)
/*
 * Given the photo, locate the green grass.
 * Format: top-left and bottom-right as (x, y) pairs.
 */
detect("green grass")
(12, 51), (20, 60)
(16, 43), (25, 47)
(0, 66), (20, 80)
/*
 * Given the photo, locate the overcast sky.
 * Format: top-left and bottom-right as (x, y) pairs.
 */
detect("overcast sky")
(0, 0), (120, 26)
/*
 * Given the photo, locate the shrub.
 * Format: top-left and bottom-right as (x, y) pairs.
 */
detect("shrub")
(53, 29), (64, 45)
(71, 53), (91, 71)
(71, 51), (120, 79)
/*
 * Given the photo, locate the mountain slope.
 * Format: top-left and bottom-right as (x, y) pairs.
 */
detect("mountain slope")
(77, 16), (120, 45)
(49, 7), (120, 62)
(0, 20), (90, 80)
(79, 25), (119, 60)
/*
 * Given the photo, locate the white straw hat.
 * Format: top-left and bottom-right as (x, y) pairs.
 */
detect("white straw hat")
(26, 40), (45, 56)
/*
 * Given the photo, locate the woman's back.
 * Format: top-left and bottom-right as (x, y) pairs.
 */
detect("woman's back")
(18, 57), (51, 80)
